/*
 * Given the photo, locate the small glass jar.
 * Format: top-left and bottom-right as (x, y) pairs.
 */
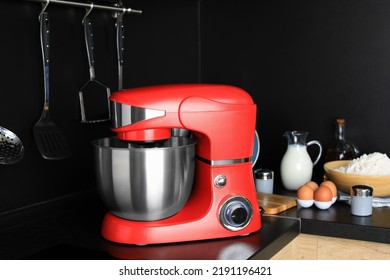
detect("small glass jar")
(350, 185), (373, 216)
(254, 168), (274, 194)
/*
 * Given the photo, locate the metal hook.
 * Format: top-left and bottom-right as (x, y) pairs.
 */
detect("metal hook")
(39, 0), (50, 19)
(82, 2), (94, 24)
(114, 1), (125, 19)
(116, 9), (125, 20)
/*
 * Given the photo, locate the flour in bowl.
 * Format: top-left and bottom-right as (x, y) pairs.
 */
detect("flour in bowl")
(336, 152), (390, 176)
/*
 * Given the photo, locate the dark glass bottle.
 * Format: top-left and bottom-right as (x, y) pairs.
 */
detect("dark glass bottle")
(324, 119), (359, 162)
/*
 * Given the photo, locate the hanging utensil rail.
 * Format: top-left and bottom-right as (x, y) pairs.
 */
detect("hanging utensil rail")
(27, 0), (142, 14)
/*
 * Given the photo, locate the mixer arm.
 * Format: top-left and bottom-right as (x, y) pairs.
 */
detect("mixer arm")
(179, 96), (256, 161)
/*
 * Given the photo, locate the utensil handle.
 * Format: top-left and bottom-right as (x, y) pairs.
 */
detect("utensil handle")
(40, 12), (50, 66)
(116, 15), (124, 67)
(83, 16), (95, 79)
(40, 11), (50, 112)
(116, 14), (124, 90)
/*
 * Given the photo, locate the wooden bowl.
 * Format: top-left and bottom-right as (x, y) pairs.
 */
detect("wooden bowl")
(324, 160), (390, 197)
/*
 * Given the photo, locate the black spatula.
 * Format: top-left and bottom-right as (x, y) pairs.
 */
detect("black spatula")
(33, 11), (71, 160)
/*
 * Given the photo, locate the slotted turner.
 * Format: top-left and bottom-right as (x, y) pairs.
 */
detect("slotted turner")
(33, 11), (71, 160)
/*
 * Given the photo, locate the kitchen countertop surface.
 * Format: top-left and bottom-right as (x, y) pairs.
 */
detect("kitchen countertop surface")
(275, 184), (390, 244)
(0, 186), (389, 260)
(0, 191), (299, 260)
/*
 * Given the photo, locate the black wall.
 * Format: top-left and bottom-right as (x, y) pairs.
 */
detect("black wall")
(200, 0), (390, 180)
(1, 0), (390, 215)
(0, 0), (199, 214)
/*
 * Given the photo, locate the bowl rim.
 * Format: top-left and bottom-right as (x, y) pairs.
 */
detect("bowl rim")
(324, 160), (390, 178)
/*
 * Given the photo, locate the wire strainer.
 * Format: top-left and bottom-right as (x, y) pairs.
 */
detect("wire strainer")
(78, 3), (111, 123)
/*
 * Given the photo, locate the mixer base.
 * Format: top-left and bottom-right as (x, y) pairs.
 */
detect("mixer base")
(101, 211), (261, 245)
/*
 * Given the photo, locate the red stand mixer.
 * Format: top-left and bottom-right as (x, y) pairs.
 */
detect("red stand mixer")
(93, 84), (261, 245)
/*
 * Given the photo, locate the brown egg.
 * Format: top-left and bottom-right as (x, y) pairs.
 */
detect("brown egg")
(306, 181), (319, 191)
(314, 185), (333, 202)
(297, 184), (314, 200)
(321, 180), (337, 197)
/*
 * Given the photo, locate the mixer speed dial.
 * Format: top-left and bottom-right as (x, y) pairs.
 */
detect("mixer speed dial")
(219, 196), (253, 231)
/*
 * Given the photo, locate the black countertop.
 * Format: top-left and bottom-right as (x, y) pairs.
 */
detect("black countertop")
(274, 185), (390, 244)
(0, 187), (389, 260)
(278, 202), (390, 244)
(0, 191), (299, 260)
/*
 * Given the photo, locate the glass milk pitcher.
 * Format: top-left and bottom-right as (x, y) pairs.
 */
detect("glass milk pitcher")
(280, 131), (322, 190)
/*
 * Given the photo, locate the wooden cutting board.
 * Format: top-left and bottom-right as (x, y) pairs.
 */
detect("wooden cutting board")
(257, 193), (297, 214)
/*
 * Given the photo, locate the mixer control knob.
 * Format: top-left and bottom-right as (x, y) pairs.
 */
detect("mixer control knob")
(219, 196), (253, 231)
(214, 175), (227, 188)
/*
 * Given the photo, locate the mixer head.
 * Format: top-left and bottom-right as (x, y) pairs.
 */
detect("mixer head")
(109, 84), (256, 161)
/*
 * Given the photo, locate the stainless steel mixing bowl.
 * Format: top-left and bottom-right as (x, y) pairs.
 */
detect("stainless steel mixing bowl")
(92, 136), (196, 221)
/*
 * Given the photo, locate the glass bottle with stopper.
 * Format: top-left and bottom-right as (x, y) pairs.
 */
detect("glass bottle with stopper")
(324, 118), (359, 162)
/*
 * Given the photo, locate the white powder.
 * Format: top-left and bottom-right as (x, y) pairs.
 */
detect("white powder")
(336, 152), (390, 176)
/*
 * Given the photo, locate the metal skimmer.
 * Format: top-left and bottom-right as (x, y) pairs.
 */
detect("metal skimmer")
(0, 126), (24, 164)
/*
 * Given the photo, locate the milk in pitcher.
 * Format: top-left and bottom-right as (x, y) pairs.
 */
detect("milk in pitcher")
(281, 144), (314, 190)
(280, 131), (322, 191)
